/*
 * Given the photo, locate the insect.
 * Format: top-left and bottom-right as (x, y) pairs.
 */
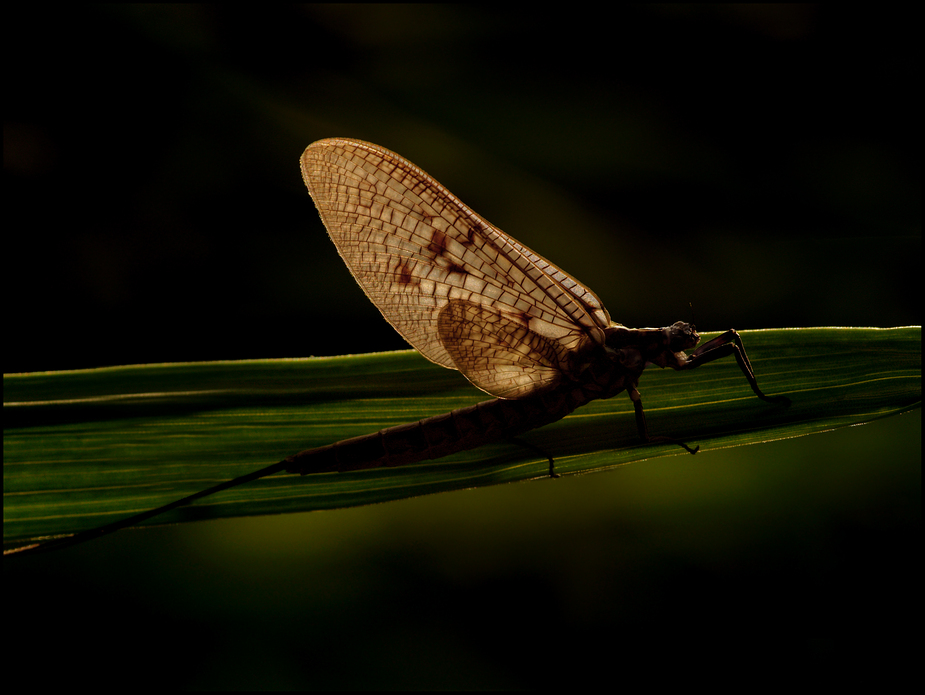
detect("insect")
(9, 138), (789, 555)
(284, 138), (790, 477)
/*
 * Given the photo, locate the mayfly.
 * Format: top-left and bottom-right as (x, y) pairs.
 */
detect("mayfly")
(286, 138), (789, 475)
(9, 138), (789, 555)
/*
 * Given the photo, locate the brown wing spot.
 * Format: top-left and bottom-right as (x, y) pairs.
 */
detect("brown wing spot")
(396, 260), (419, 286)
(428, 230), (449, 257)
(428, 228), (468, 277)
(446, 261), (467, 276)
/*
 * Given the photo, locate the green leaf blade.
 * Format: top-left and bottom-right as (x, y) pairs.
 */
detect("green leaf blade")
(4, 327), (920, 549)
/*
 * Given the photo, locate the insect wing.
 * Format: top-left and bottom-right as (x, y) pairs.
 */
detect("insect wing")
(301, 138), (611, 398)
(437, 299), (574, 398)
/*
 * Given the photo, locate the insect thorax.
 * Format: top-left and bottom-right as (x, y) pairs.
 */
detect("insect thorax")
(565, 322), (700, 401)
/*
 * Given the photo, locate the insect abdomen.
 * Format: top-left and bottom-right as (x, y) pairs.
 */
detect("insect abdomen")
(284, 389), (589, 475)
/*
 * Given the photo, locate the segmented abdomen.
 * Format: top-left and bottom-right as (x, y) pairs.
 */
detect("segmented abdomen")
(284, 387), (592, 474)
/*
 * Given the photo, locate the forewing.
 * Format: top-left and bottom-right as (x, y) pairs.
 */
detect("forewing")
(301, 138), (612, 396)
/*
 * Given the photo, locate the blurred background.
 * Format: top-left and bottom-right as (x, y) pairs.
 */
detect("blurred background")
(6, 5), (920, 688)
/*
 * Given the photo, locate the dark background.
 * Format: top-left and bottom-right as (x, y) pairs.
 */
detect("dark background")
(5, 5), (920, 688)
(6, 5), (919, 373)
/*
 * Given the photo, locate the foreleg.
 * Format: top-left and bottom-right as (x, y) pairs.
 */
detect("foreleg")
(678, 330), (790, 405)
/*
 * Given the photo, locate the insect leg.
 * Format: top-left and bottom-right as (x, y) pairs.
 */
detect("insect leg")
(627, 384), (699, 454)
(511, 438), (559, 478)
(679, 330), (791, 405)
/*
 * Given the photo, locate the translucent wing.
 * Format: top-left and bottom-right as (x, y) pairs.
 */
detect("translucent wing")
(301, 138), (612, 398)
(437, 299), (574, 397)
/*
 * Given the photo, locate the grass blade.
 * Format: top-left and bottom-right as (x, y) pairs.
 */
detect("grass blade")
(4, 327), (920, 550)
